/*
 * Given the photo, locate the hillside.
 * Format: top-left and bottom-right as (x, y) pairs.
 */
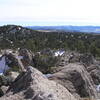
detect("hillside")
(0, 25), (100, 57)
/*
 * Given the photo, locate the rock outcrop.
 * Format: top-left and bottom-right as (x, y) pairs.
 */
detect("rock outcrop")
(0, 49), (34, 72)
(0, 66), (77, 100)
(0, 49), (99, 99)
(3, 50), (100, 86)
(79, 53), (100, 85)
(18, 49), (34, 68)
(57, 52), (100, 86)
(49, 63), (98, 99)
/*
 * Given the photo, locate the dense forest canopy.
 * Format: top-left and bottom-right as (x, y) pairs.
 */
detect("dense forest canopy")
(0, 25), (100, 57)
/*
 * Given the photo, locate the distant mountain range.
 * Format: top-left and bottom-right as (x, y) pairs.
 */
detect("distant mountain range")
(27, 26), (100, 33)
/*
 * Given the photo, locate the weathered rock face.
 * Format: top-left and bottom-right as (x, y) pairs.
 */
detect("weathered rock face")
(18, 49), (34, 68)
(79, 54), (100, 85)
(0, 66), (77, 100)
(57, 52), (100, 85)
(57, 51), (80, 67)
(84, 64), (100, 85)
(0, 49), (99, 99)
(0, 49), (34, 72)
(49, 63), (98, 99)
(58, 52), (95, 68)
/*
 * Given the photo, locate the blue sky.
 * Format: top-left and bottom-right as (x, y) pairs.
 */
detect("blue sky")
(0, 0), (100, 26)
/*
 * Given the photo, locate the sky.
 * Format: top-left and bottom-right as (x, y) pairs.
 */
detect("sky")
(0, 0), (100, 26)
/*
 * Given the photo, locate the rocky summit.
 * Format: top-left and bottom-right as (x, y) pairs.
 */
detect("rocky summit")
(49, 63), (98, 99)
(0, 66), (77, 100)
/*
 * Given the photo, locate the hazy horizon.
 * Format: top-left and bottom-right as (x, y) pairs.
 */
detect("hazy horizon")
(1, 22), (100, 26)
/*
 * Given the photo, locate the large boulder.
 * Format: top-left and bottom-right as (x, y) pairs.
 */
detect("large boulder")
(57, 52), (100, 86)
(0, 66), (77, 100)
(0, 49), (34, 72)
(84, 64), (100, 85)
(57, 51), (80, 67)
(48, 63), (98, 99)
(18, 49), (34, 68)
(79, 54), (100, 85)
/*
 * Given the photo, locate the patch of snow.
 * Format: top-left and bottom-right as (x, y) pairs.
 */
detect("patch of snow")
(7, 50), (13, 53)
(18, 27), (21, 30)
(0, 73), (3, 75)
(10, 41), (13, 44)
(0, 54), (2, 57)
(0, 56), (10, 73)
(54, 51), (65, 57)
(45, 74), (53, 78)
(96, 84), (100, 92)
(17, 48), (20, 51)
(4, 49), (13, 54)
